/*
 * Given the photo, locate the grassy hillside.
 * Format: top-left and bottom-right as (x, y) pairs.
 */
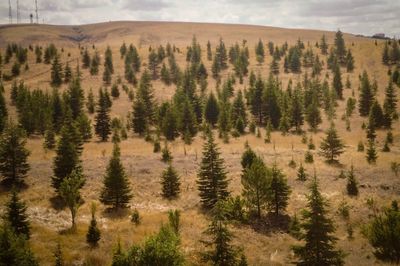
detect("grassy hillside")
(0, 21), (398, 265)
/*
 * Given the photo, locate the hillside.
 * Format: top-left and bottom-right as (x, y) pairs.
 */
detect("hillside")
(0, 21), (399, 265)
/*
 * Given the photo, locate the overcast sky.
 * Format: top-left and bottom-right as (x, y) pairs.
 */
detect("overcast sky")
(1, 0), (399, 37)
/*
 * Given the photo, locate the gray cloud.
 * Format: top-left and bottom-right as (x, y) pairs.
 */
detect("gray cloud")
(1, 0), (399, 37)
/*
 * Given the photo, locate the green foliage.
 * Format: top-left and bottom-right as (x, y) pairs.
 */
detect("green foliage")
(205, 92), (219, 126)
(59, 167), (85, 229)
(131, 209), (141, 225)
(292, 177), (344, 265)
(161, 164), (180, 199)
(5, 190), (30, 238)
(100, 143), (132, 209)
(0, 121), (30, 187)
(161, 144), (173, 163)
(366, 140), (378, 164)
(255, 39), (265, 64)
(0, 223), (38, 266)
(297, 163), (307, 181)
(358, 71), (374, 117)
(364, 201), (400, 263)
(197, 131), (230, 209)
(86, 203), (101, 247)
(346, 165), (358, 196)
(95, 88), (111, 141)
(168, 210), (181, 235)
(319, 123), (345, 163)
(50, 55), (63, 87)
(268, 164), (291, 216)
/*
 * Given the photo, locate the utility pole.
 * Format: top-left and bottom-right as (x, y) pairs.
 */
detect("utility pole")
(16, 0), (20, 24)
(8, 0), (12, 24)
(35, 0), (39, 24)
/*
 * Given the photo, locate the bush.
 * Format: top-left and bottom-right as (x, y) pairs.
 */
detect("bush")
(131, 209), (141, 225)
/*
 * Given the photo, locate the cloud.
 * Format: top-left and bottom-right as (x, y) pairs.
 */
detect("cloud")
(0, 0), (399, 37)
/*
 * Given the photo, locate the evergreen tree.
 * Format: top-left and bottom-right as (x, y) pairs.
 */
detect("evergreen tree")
(0, 223), (38, 266)
(358, 71), (374, 116)
(76, 113), (92, 142)
(0, 87), (7, 133)
(64, 62), (72, 83)
(197, 131), (230, 209)
(291, 88), (304, 132)
(319, 123), (345, 163)
(178, 98), (197, 144)
(383, 80), (397, 118)
(132, 98), (147, 135)
(346, 50), (354, 72)
(82, 49), (91, 69)
(90, 51), (100, 76)
(148, 49), (159, 79)
(120, 42), (127, 58)
(95, 88), (111, 141)
(292, 177), (344, 265)
(103, 66), (112, 85)
(241, 157), (269, 218)
(0, 121), (30, 186)
(320, 34), (328, 55)
(382, 42), (390, 65)
(111, 83), (120, 98)
(240, 144), (257, 170)
(100, 143), (132, 209)
(51, 55), (63, 87)
(365, 201), (400, 263)
(43, 127), (56, 150)
(67, 77), (84, 119)
(86, 203), (101, 247)
(161, 104), (178, 141)
(104, 46), (114, 74)
(268, 164), (291, 217)
(201, 202), (239, 266)
(205, 92), (219, 127)
(5, 190), (30, 238)
(160, 63), (171, 85)
(346, 165), (358, 196)
(52, 124), (80, 192)
(270, 57), (279, 74)
(86, 88), (95, 114)
(297, 163), (307, 181)
(207, 40), (212, 61)
(334, 30), (346, 64)
(366, 140), (378, 164)
(218, 101), (231, 142)
(59, 167), (85, 229)
(332, 64), (343, 99)
(255, 39), (265, 64)
(161, 164), (180, 199)
(306, 98), (322, 131)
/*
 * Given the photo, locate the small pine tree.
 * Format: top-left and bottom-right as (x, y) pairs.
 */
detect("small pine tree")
(86, 203), (101, 247)
(5, 190), (30, 238)
(204, 92), (219, 127)
(161, 164), (180, 199)
(268, 164), (291, 216)
(50, 55), (63, 87)
(292, 177), (344, 265)
(0, 121), (30, 186)
(319, 123), (345, 163)
(100, 143), (132, 209)
(297, 163), (307, 181)
(95, 88), (111, 141)
(59, 167), (85, 229)
(197, 131), (230, 209)
(366, 140), (378, 164)
(346, 165), (358, 196)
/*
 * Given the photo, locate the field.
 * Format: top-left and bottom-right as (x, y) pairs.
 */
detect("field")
(0, 21), (399, 265)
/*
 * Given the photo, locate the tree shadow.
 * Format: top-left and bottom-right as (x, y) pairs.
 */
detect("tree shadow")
(59, 226), (76, 235)
(248, 213), (291, 235)
(0, 180), (29, 194)
(325, 160), (344, 168)
(49, 195), (66, 210)
(102, 207), (130, 219)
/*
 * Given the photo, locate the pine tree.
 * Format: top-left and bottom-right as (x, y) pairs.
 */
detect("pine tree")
(0, 121), (30, 186)
(104, 46), (114, 74)
(366, 140), (378, 164)
(218, 101), (231, 142)
(120, 42), (127, 58)
(43, 127), (56, 150)
(201, 202), (239, 266)
(86, 203), (101, 247)
(51, 55), (63, 87)
(95, 88), (111, 141)
(0, 87), (7, 133)
(291, 88), (304, 132)
(241, 157), (269, 218)
(5, 190), (30, 238)
(319, 123), (345, 163)
(160, 63), (171, 85)
(54, 243), (64, 266)
(205, 92), (219, 127)
(161, 143), (173, 163)
(346, 165), (358, 196)
(297, 163), (307, 181)
(255, 39), (265, 64)
(111, 83), (120, 98)
(161, 164), (180, 199)
(292, 177), (344, 265)
(207, 40), (212, 61)
(178, 98), (197, 144)
(86, 88), (95, 114)
(161, 104), (178, 141)
(100, 143), (132, 209)
(268, 164), (291, 216)
(103, 65), (112, 85)
(270, 56), (279, 74)
(82, 49), (91, 69)
(64, 62), (72, 83)
(365, 201), (400, 263)
(132, 98), (147, 135)
(0, 223), (38, 265)
(59, 167), (85, 229)
(320, 34), (328, 55)
(90, 51), (100, 75)
(52, 123), (80, 192)
(67, 77), (85, 119)
(383, 80), (397, 118)
(332, 64), (343, 99)
(197, 131), (230, 209)
(334, 30), (346, 64)
(148, 49), (159, 79)
(358, 71), (374, 116)
(346, 50), (354, 72)
(382, 42), (390, 65)
(306, 98), (322, 131)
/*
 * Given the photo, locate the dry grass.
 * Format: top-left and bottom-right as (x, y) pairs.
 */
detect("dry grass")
(0, 21), (398, 265)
